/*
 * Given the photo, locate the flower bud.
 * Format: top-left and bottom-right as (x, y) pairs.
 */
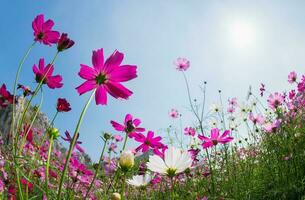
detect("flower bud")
(119, 150), (134, 171)
(110, 192), (121, 200)
(47, 127), (60, 139)
(57, 33), (74, 52)
(103, 132), (111, 140)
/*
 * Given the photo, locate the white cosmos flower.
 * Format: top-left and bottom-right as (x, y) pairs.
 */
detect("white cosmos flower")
(126, 174), (152, 187)
(146, 146), (192, 177)
(210, 104), (222, 113)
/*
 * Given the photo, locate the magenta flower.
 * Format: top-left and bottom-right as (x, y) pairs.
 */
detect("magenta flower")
(62, 131), (84, 153)
(110, 114), (145, 138)
(32, 14), (60, 45)
(267, 92), (284, 110)
(174, 57), (190, 71)
(288, 71), (297, 84)
(76, 48), (137, 105)
(297, 75), (305, 93)
(33, 58), (63, 89)
(57, 33), (75, 52)
(228, 97), (237, 106)
(135, 131), (163, 153)
(198, 128), (233, 149)
(184, 127), (196, 136)
(0, 84), (14, 108)
(17, 84), (34, 97)
(56, 98), (71, 112)
(169, 108), (179, 118)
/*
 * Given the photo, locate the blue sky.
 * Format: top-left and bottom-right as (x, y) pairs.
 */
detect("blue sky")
(1, 1), (305, 161)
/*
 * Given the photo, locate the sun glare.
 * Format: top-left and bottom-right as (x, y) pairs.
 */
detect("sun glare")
(229, 21), (256, 48)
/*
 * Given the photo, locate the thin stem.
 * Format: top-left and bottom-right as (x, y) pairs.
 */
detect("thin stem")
(15, 51), (59, 154)
(85, 138), (108, 198)
(121, 174), (126, 200)
(121, 133), (129, 153)
(45, 135), (54, 199)
(17, 88), (44, 155)
(57, 90), (95, 200)
(10, 41), (36, 146)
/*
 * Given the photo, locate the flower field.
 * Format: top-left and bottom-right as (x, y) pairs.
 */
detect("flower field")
(1, 14), (305, 200)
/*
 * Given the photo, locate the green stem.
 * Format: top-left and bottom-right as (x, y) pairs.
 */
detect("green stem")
(57, 90), (95, 200)
(121, 133), (129, 153)
(15, 51), (59, 154)
(121, 174), (126, 200)
(10, 41), (36, 146)
(45, 135), (54, 199)
(84, 138), (108, 199)
(17, 88), (44, 155)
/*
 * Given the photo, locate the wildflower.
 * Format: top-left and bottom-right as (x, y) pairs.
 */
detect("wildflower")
(0, 84), (14, 108)
(151, 174), (162, 185)
(267, 92), (284, 110)
(249, 113), (265, 125)
(228, 97), (237, 106)
(111, 193), (121, 200)
(110, 114), (145, 138)
(135, 131), (163, 153)
(126, 174), (152, 187)
(184, 127), (196, 136)
(146, 146), (192, 177)
(227, 106), (235, 114)
(32, 14), (60, 45)
(61, 131), (84, 153)
(33, 58), (63, 89)
(169, 108), (179, 118)
(297, 75), (305, 92)
(17, 84), (33, 96)
(288, 71), (297, 84)
(263, 120), (281, 133)
(113, 134), (123, 142)
(210, 104), (222, 113)
(289, 89), (296, 99)
(57, 33), (75, 52)
(20, 178), (33, 191)
(76, 48), (137, 105)
(260, 83), (265, 97)
(198, 128), (233, 149)
(119, 150), (135, 171)
(174, 57), (190, 71)
(109, 142), (117, 152)
(56, 98), (71, 112)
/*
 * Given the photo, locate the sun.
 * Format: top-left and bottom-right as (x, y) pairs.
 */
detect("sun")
(229, 20), (256, 48)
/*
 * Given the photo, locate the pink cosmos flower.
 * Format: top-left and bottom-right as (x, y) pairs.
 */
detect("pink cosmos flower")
(228, 97), (237, 106)
(198, 128), (233, 149)
(56, 98), (71, 112)
(297, 75), (305, 93)
(110, 114), (145, 139)
(0, 84), (14, 108)
(33, 58), (63, 89)
(288, 71), (297, 84)
(227, 106), (235, 114)
(76, 48), (137, 105)
(184, 127), (196, 136)
(153, 144), (168, 158)
(289, 89), (296, 99)
(109, 142), (117, 152)
(20, 178), (33, 191)
(169, 108), (179, 118)
(113, 134), (123, 142)
(267, 92), (284, 110)
(263, 120), (281, 133)
(62, 131), (84, 153)
(174, 57), (190, 71)
(32, 14), (60, 45)
(249, 113), (265, 125)
(135, 131), (163, 153)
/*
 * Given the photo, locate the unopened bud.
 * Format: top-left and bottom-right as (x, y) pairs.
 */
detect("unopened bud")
(110, 192), (121, 200)
(47, 127), (60, 139)
(119, 150), (134, 171)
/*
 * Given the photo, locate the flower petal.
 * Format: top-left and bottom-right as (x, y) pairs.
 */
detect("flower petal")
(95, 86), (107, 105)
(76, 80), (96, 95)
